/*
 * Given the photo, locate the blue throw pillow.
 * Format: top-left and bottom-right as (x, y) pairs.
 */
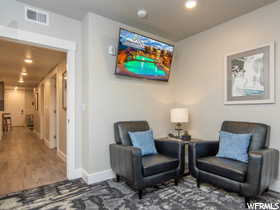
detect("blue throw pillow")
(216, 131), (251, 163)
(128, 130), (158, 156)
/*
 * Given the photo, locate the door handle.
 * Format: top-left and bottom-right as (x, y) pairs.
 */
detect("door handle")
(21, 109), (24, 114)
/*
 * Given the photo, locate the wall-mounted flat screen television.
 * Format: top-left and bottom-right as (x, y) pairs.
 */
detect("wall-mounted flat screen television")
(115, 28), (174, 81)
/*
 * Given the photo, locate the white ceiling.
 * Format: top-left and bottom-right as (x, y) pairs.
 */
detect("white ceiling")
(18, 0), (277, 41)
(0, 38), (66, 88)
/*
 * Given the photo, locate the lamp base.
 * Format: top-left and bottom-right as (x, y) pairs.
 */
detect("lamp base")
(175, 123), (183, 138)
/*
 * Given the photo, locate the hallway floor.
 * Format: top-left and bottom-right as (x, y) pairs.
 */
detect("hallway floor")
(0, 127), (66, 195)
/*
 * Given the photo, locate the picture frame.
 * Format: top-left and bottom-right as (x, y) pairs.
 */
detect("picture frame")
(62, 71), (67, 110)
(224, 42), (275, 105)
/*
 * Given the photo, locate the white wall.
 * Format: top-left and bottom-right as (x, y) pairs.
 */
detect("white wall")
(82, 13), (175, 174)
(81, 14), (91, 171)
(33, 88), (40, 136)
(37, 60), (67, 155)
(0, 0), (82, 168)
(24, 89), (35, 115)
(43, 79), (51, 142)
(172, 1), (280, 182)
(4, 87), (35, 127)
(56, 62), (67, 155)
(5, 88), (26, 126)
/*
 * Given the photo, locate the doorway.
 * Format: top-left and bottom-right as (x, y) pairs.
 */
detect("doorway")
(5, 88), (25, 127)
(0, 25), (77, 181)
(0, 35), (74, 195)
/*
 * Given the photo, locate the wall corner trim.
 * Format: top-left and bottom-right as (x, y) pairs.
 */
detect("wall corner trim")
(68, 168), (82, 180)
(81, 168), (115, 185)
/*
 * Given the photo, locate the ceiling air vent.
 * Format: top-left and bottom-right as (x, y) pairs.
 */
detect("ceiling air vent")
(25, 7), (49, 26)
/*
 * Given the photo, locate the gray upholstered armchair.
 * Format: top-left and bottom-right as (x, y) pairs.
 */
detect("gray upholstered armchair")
(110, 121), (185, 199)
(188, 121), (279, 208)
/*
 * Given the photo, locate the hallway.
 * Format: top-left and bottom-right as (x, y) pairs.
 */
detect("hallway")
(0, 127), (66, 195)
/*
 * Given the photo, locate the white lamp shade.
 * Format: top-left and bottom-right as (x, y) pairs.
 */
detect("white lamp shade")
(170, 108), (189, 123)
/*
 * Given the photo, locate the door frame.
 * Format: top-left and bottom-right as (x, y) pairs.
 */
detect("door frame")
(39, 84), (45, 140)
(0, 25), (78, 180)
(48, 75), (57, 149)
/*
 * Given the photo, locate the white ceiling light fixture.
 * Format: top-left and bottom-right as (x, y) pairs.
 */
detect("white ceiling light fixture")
(24, 58), (33, 64)
(22, 67), (28, 76)
(18, 77), (24, 83)
(137, 9), (148, 19)
(185, 0), (197, 9)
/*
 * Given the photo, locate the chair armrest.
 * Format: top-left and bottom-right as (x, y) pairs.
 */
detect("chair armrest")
(189, 140), (219, 158)
(154, 139), (185, 175)
(188, 140), (219, 178)
(154, 139), (184, 159)
(242, 148), (279, 197)
(109, 144), (143, 186)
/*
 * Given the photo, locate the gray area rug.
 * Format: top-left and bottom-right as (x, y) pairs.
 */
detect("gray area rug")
(0, 177), (279, 210)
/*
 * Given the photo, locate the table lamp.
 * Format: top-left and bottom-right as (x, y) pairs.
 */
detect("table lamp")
(170, 108), (189, 138)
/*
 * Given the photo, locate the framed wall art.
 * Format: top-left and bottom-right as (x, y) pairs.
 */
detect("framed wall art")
(224, 42), (275, 105)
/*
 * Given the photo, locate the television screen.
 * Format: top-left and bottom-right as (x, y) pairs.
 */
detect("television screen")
(115, 28), (174, 81)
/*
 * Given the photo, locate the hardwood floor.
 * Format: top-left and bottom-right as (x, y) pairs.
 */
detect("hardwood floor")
(0, 127), (66, 195)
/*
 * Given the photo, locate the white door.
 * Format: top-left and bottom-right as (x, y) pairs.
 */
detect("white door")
(5, 89), (25, 126)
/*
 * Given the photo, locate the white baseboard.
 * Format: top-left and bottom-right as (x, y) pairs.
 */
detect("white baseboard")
(33, 130), (40, 139)
(67, 168), (82, 180)
(71, 168), (280, 193)
(270, 179), (280, 193)
(44, 138), (50, 147)
(44, 138), (55, 149)
(57, 149), (66, 162)
(81, 168), (115, 185)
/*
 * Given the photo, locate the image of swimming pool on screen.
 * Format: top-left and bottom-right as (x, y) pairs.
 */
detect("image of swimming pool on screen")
(116, 29), (174, 81)
(124, 56), (166, 77)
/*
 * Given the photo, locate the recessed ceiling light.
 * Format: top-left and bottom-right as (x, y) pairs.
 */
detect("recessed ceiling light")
(21, 72), (28, 76)
(185, 0), (197, 9)
(18, 78), (24, 83)
(137, 9), (148, 19)
(24, 58), (33, 64)
(14, 86), (18, 90)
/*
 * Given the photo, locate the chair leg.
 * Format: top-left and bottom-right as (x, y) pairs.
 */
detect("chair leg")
(138, 189), (143, 199)
(264, 188), (269, 193)
(196, 177), (200, 188)
(245, 197), (250, 208)
(175, 178), (179, 186)
(115, 175), (120, 182)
